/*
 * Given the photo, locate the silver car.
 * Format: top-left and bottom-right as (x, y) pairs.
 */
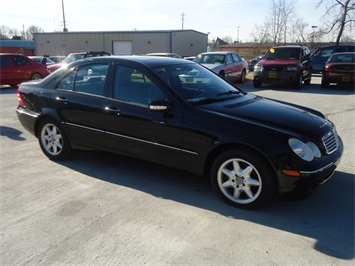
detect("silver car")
(194, 51), (248, 83)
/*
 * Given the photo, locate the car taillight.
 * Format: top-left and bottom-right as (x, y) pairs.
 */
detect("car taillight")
(17, 88), (24, 106)
(324, 65), (332, 73)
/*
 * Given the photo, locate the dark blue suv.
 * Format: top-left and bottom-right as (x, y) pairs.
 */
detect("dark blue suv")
(310, 45), (355, 73)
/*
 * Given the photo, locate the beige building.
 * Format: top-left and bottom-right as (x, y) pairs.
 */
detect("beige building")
(34, 30), (208, 58)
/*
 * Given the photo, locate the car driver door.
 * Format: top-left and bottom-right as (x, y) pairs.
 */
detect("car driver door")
(104, 63), (184, 168)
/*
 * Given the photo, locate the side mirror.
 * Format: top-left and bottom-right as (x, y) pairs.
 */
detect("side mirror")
(149, 100), (172, 112)
(302, 54), (310, 61)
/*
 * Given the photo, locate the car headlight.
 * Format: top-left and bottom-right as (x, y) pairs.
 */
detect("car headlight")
(254, 65), (263, 71)
(288, 138), (321, 162)
(286, 66), (298, 71)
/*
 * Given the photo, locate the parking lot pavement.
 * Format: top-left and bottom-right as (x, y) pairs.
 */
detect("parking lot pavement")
(1, 80), (354, 265)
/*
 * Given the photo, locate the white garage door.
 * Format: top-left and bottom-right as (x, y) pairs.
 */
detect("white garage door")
(113, 41), (132, 55)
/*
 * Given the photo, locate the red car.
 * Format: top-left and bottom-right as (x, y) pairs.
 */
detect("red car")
(321, 52), (355, 88)
(0, 53), (49, 87)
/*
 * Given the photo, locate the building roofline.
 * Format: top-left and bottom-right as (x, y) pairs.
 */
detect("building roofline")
(33, 29), (207, 36)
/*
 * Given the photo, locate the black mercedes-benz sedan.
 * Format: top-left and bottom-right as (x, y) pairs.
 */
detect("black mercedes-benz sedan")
(16, 56), (343, 209)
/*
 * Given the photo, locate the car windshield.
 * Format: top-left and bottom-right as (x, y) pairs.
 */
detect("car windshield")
(152, 62), (244, 105)
(264, 48), (301, 60)
(193, 54), (225, 64)
(63, 54), (85, 63)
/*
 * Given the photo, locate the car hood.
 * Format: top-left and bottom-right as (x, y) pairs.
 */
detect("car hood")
(201, 63), (222, 70)
(258, 59), (299, 66)
(200, 94), (331, 138)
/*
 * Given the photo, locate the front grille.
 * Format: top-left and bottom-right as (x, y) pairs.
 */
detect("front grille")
(322, 129), (338, 154)
(264, 66), (284, 72)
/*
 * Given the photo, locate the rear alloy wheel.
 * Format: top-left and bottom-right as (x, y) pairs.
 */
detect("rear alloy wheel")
(211, 149), (276, 209)
(38, 119), (72, 160)
(30, 73), (43, 80)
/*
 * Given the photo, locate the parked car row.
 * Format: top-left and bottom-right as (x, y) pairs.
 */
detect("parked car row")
(249, 44), (354, 89)
(2, 45), (353, 89)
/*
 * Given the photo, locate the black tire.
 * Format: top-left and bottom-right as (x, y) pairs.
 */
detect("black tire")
(253, 79), (262, 88)
(210, 149), (277, 210)
(294, 73), (302, 90)
(219, 71), (225, 78)
(321, 78), (329, 88)
(304, 75), (311, 85)
(38, 119), (72, 160)
(238, 69), (246, 83)
(30, 73), (43, 80)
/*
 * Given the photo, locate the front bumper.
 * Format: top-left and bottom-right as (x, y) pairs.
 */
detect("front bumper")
(276, 136), (343, 195)
(254, 70), (298, 85)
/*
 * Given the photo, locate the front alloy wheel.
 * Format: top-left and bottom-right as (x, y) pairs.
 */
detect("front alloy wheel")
(38, 119), (72, 160)
(211, 149), (276, 209)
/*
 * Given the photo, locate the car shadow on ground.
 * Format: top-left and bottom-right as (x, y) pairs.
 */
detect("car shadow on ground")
(58, 150), (354, 261)
(0, 126), (26, 141)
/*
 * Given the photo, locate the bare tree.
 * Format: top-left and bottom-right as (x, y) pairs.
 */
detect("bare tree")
(250, 0), (298, 45)
(222, 36), (233, 44)
(0, 25), (11, 39)
(26, 26), (44, 40)
(250, 23), (272, 44)
(291, 18), (309, 43)
(268, 0), (295, 44)
(317, 0), (355, 45)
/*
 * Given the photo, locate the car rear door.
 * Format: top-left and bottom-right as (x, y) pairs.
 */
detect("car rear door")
(103, 63), (184, 168)
(232, 53), (243, 79)
(223, 53), (237, 80)
(53, 62), (109, 150)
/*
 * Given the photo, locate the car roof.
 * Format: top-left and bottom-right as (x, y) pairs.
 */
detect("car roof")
(0, 53), (27, 56)
(199, 51), (234, 55)
(146, 53), (177, 56)
(332, 52), (355, 55)
(68, 55), (193, 68)
(315, 44), (355, 49)
(272, 45), (305, 49)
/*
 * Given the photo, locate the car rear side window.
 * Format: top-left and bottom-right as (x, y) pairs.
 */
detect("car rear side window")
(12, 55), (30, 66)
(0, 55), (10, 66)
(57, 63), (109, 96)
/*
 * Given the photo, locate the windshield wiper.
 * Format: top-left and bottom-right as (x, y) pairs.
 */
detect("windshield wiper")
(216, 90), (242, 97)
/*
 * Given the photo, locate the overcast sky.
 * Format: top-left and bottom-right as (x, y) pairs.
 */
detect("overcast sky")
(2, 0), (327, 42)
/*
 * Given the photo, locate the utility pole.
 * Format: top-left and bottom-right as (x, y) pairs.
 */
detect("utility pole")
(236, 25), (240, 43)
(62, 0), (68, 32)
(181, 12), (186, 30)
